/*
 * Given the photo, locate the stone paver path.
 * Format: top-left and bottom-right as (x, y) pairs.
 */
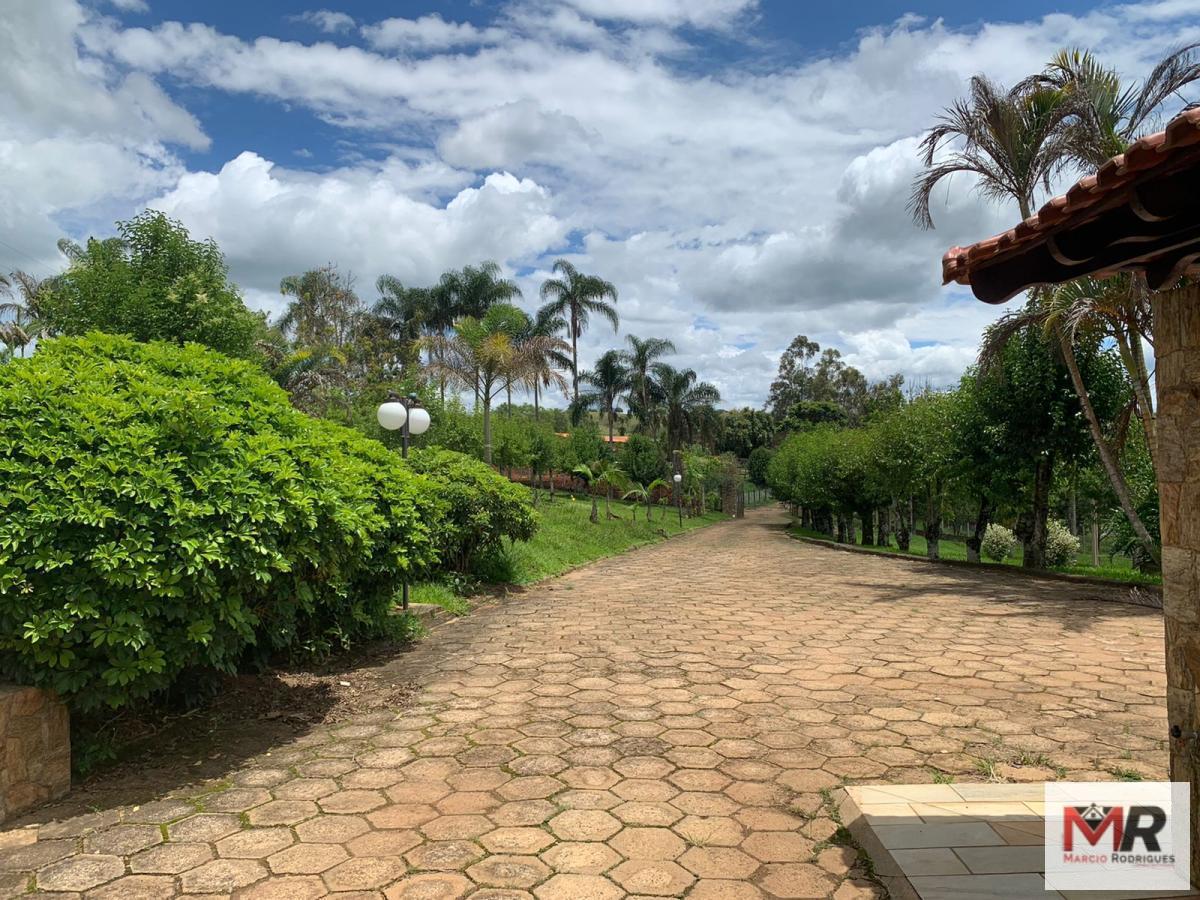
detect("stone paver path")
(0, 507), (1168, 899)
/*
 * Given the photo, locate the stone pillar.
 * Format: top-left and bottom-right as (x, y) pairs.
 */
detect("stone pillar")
(1155, 284), (1200, 887)
(0, 685), (70, 824)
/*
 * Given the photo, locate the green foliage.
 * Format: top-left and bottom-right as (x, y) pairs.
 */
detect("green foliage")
(718, 408), (776, 458)
(41, 212), (267, 359)
(981, 524), (1018, 562)
(0, 334), (441, 711)
(406, 448), (537, 573)
(747, 447), (774, 487)
(620, 434), (666, 486)
(491, 416), (532, 473)
(1044, 520), (1081, 567)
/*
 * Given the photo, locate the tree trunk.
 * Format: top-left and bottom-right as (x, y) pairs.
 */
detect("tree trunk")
(926, 484), (942, 561)
(608, 403), (615, 445)
(482, 399), (493, 465)
(571, 315), (579, 405)
(896, 503), (911, 553)
(859, 510), (874, 546)
(836, 515), (847, 543)
(1068, 473), (1078, 536)
(549, 468), (555, 502)
(534, 381), (540, 420)
(965, 494), (991, 563)
(1058, 327), (1159, 564)
(589, 495), (598, 524)
(1091, 501), (1101, 567)
(877, 506), (890, 548)
(1152, 284), (1200, 888)
(1022, 455), (1054, 568)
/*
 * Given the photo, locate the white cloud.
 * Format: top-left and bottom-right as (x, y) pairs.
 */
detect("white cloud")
(9, 0), (1200, 407)
(107, 0), (148, 12)
(361, 14), (505, 52)
(559, 0), (758, 29)
(293, 10), (356, 34)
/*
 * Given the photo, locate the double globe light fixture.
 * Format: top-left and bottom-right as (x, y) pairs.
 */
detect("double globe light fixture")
(377, 393), (432, 612)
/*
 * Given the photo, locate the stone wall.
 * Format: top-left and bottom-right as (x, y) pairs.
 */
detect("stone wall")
(0, 685), (70, 824)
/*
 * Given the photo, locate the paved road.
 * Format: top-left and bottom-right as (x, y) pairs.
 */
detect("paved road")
(0, 506), (1167, 898)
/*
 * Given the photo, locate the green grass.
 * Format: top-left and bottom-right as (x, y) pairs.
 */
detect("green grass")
(790, 524), (1160, 586)
(501, 496), (724, 584)
(414, 496), (724, 613)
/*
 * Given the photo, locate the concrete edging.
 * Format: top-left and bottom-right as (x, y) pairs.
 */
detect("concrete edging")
(837, 787), (920, 900)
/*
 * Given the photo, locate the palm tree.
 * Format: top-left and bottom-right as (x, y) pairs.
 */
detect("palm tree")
(1031, 45), (1200, 464)
(624, 478), (668, 523)
(438, 261), (522, 319)
(909, 75), (1074, 226)
(573, 350), (631, 444)
(652, 363), (720, 451)
(1036, 45), (1200, 169)
(525, 305), (572, 420)
(373, 275), (431, 376)
(0, 271), (46, 359)
(539, 259), (618, 404)
(572, 463), (601, 523)
(425, 304), (567, 464)
(622, 335), (675, 431)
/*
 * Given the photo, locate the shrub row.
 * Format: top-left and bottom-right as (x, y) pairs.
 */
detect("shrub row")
(0, 335), (534, 710)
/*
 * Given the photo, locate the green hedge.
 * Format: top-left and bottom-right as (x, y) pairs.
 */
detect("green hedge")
(406, 447), (537, 572)
(0, 334), (442, 710)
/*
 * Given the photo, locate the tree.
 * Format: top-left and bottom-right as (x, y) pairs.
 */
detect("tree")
(573, 350), (631, 444)
(620, 434), (666, 486)
(438, 261), (521, 319)
(718, 408), (776, 458)
(0, 271), (46, 360)
(767, 335), (900, 425)
(909, 76), (1074, 225)
(622, 334), (675, 430)
(539, 259), (618, 404)
(39, 211), (267, 358)
(372, 275), (431, 375)
(980, 284), (1159, 564)
(524, 304), (572, 420)
(653, 363), (720, 451)
(572, 463), (602, 523)
(624, 478), (667, 522)
(425, 304), (568, 464)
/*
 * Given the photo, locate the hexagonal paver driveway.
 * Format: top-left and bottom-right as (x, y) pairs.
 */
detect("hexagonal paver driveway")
(0, 507), (1167, 898)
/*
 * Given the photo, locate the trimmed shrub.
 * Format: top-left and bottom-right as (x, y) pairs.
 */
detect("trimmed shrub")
(407, 448), (537, 572)
(981, 523), (1017, 563)
(747, 446), (774, 487)
(0, 334), (442, 710)
(1045, 520), (1081, 568)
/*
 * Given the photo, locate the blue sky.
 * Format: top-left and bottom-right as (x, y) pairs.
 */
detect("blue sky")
(3, 0), (1198, 405)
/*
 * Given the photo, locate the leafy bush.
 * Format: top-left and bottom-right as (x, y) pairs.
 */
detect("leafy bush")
(0, 334), (442, 711)
(747, 447), (774, 486)
(407, 448), (537, 572)
(1045, 520), (1081, 568)
(620, 434), (665, 486)
(40, 212), (267, 360)
(981, 523), (1018, 562)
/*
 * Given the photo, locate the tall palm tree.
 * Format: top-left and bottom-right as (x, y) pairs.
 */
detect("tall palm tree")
(438, 261), (522, 319)
(523, 304), (572, 420)
(622, 335), (675, 431)
(1037, 45), (1200, 168)
(373, 275), (430, 376)
(0, 271), (46, 359)
(539, 259), (618, 404)
(425, 304), (567, 464)
(652, 363), (720, 451)
(909, 75), (1074, 226)
(573, 350), (631, 444)
(1032, 45), (1200, 464)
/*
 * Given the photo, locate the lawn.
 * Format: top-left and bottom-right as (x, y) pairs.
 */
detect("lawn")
(414, 495), (724, 611)
(790, 524), (1160, 586)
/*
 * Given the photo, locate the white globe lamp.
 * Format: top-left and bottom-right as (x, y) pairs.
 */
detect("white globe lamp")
(377, 401), (407, 431)
(407, 407), (431, 436)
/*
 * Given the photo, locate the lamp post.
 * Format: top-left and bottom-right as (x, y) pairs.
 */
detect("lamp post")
(673, 472), (683, 527)
(377, 393), (431, 611)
